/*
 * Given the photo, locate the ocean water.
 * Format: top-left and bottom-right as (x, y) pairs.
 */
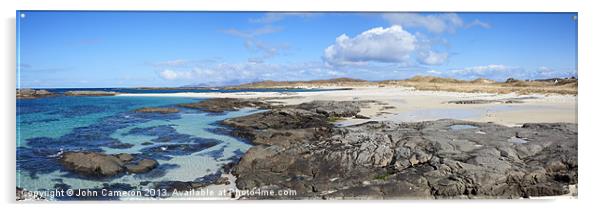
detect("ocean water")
(16, 95), (263, 200)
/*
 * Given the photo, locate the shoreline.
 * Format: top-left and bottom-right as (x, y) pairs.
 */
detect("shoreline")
(118, 86), (577, 127)
(215, 98), (577, 199)
(17, 86), (578, 200)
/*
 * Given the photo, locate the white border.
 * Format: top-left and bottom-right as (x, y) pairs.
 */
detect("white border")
(2, 0), (600, 211)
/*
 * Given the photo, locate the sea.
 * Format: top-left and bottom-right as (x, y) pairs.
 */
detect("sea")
(16, 88), (336, 200)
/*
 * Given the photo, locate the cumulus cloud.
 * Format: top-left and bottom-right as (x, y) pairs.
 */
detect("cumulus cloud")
(323, 25), (418, 66)
(417, 50), (448, 65)
(382, 13), (490, 33)
(323, 25), (449, 66)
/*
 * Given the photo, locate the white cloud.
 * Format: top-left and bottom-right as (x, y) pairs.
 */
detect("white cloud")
(323, 25), (450, 66)
(466, 19), (492, 29)
(417, 50), (448, 65)
(429, 64), (577, 81)
(382, 13), (490, 33)
(451, 64), (512, 74)
(323, 25), (418, 66)
(159, 69), (189, 80)
(538, 66), (553, 72)
(156, 61), (346, 86)
(223, 26), (287, 63)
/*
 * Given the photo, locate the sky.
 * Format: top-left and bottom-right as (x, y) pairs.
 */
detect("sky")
(17, 11), (578, 88)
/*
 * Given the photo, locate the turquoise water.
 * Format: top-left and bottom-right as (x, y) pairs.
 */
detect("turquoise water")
(16, 95), (259, 200)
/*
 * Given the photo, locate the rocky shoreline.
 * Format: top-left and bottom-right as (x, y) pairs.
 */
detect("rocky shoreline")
(212, 99), (578, 199)
(16, 89), (55, 99)
(16, 89), (118, 99)
(17, 96), (577, 200)
(64, 91), (118, 96)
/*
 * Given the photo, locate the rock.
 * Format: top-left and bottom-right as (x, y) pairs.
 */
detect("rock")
(178, 98), (272, 113)
(16, 89), (55, 99)
(64, 91), (117, 96)
(116, 153), (134, 162)
(506, 78), (519, 83)
(125, 159), (158, 173)
(16, 187), (45, 201)
(354, 114), (371, 119)
(59, 152), (158, 177)
(296, 100), (361, 117)
(223, 100), (578, 199)
(59, 152), (124, 177)
(134, 107), (180, 114)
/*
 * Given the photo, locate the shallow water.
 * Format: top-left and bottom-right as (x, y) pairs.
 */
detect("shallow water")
(16, 95), (260, 200)
(508, 136), (529, 144)
(449, 124), (479, 130)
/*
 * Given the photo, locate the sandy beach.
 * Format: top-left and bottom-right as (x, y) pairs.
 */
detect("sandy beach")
(117, 86), (580, 200)
(119, 87), (577, 127)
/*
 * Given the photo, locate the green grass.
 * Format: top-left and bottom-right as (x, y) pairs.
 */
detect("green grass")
(327, 116), (344, 123)
(374, 173), (392, 180)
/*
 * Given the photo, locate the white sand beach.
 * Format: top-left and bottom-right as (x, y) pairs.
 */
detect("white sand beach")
(120, 87), (577, 127)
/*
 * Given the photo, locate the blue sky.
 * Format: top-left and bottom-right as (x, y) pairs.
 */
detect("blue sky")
(17, 11), (577, 88)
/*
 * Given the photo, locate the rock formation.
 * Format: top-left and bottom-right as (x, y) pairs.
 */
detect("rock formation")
(178, 98), (273, 113)
(219, 100), (577, 199)
(64, 91), (117, 96)
(16, 89), (55, 99)
(59, 152), (158, 177)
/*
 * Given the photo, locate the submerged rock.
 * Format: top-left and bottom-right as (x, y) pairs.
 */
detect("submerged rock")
(224, 100), (578, 199)
(134, 107), (180, 114)
(59, 152), (158, 177)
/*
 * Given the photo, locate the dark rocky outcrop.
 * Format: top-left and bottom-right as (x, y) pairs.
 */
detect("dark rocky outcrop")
(296, 100), (361, 117)
(59, 152), (158, 177)
(135, 107), (180, 114)
(16, 89), (55, 99)
(221, 100), (577, 199)
(178, 98), (273, 113)
(124, 159), (159, 173)
(64, 91), (117, 96)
